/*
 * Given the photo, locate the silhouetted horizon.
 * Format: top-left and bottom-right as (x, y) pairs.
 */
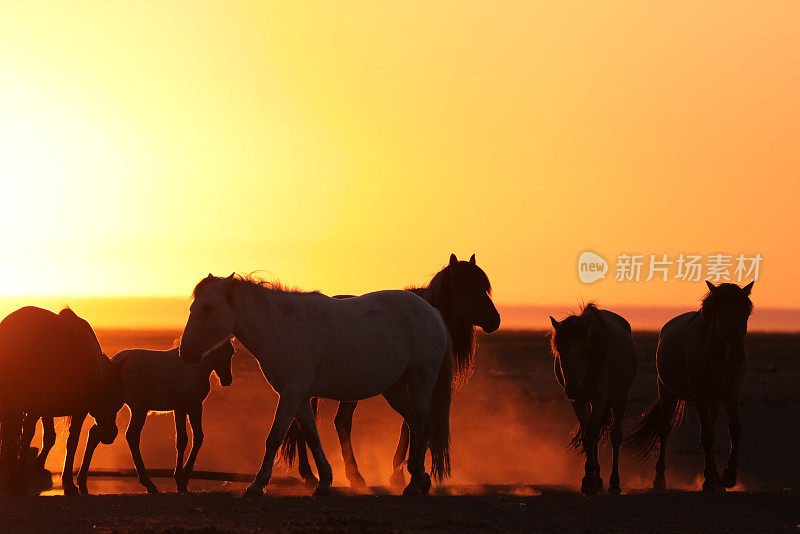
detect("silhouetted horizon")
(1, 296), (797, 332)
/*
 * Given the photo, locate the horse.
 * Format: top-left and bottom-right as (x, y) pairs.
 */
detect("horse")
(626, 281), (754, 491)
(179, 273), (453, 497)
(0, 307), (119, 495)
(75, 339), (235, 494)
(279, 253), (500, 490)
(549, 303), (638, 495)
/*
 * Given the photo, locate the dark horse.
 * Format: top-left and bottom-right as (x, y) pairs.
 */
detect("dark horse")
(0, 307), (119, 495)
(280, 254), (500, 490)
(627, 281), (754, 491)
(549, 303), (638, 495)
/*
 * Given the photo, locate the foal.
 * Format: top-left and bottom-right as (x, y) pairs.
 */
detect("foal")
(627, 281), (754, 491)
(549, 303), (638, 494)
(77, 339), (234, 494)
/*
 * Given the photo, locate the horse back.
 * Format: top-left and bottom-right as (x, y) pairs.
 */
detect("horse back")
(596, 309), (638, 392)
(112, 348), (201, 409)
(0, 306), (105, 414)
(655, 311), (700, 400)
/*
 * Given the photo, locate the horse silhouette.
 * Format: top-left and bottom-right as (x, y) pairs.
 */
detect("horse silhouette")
(627, 281), (754, 491)
(180, 273), (453, 497)
(75, 340), (235, 494)
(549, 303), (637, 494)
(0, 307), (118, 495)
(279, 253), (500, 490)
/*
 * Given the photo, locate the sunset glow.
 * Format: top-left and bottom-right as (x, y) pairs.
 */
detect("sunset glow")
(1, 2), (798, 316)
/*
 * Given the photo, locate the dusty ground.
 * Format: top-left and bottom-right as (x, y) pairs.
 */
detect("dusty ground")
(0, 329), (797, 532)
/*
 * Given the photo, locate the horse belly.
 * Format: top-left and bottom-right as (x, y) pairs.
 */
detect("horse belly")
(311, 344), (409, 401)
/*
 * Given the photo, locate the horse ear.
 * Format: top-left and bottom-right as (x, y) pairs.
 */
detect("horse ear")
(469, 254), (476, 264)
(226, 272), (235, 279)
(705, 280), (716, 292)
(449, 254), (458, 267)
(742, 280), (754, 295)
(549, 316), (559, 330)
(206, 273), (214, 279)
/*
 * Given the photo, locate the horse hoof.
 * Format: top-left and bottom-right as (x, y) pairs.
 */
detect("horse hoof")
(653, 476), (666, 491)
(609, 486), (621, 496)
(348, 475), (369, 493)
(418, 473), (432, 496)
(595, 476), (604, 493)
(720, 469), (737, 488)
(581, 476), (598, 495)
(313, 484), (332, 497)
(78, 484), (89, 496)
(402, 484), (422, 497)
(389, 470), (406, 491)
(63, 484), (79, 497)
(177, 485), (189, 493)
(146, 485), (160, 494)
(243, 486), (263, 498)
(702, 480), (718, 492)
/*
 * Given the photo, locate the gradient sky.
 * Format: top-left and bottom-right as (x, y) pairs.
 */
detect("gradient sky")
(0, 2), (798, 310)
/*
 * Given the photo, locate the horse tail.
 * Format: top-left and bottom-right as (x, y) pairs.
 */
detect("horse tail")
(278, 397), (319, 468)
(567, 403), (612, 453)
(625, 395), (685, 459)
(429, 338), (454, 483)
(278, 420), (304, 468)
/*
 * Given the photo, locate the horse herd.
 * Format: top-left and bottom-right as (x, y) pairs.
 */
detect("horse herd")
(0, 254), (754, 498)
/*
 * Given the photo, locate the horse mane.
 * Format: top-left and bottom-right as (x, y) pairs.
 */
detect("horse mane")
(700, 283), (754, 321)
(407, 263), (491, 386)
(193, 273), (319, 303)
(549, 302), (607, 358)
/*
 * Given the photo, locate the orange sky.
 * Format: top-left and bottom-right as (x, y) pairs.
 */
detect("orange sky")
(0, 2), (798, 313)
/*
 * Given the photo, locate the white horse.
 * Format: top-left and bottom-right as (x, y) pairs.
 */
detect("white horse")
(179, 273), (453, 497)
(76, 340), (235, 494)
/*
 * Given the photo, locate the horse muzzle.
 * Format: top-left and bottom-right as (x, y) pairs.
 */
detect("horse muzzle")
(480, 313), (501, 334)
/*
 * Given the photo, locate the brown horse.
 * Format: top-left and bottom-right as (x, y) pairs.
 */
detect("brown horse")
(627, 281), (754, 491)
(0, 307), (118, 495)
(279, 254), (500, 490)
(549, 303), (638, 495)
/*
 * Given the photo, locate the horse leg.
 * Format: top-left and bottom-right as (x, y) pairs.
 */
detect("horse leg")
(292, 423), (318, 489)
(295, 398), (319, 488)
(384, 373), (433, 496)
(609, 396), (628, 495)
(572, 401), (597, 495)
(296, 400), (333, 496)
(125, 408), (158, 494)
(62, 413), (86, 496)
(178, 405), (204, 492)
(698, 401), (721, 491)
(77, 423), (103, 495)
(173, 409), (188, 492)
(654, 383), (678, 491)
(720, 397), (742, 488)
(0, 412), (25, 495)
(36, 417), (56, 472)
(244, 385), (309, 497)
(389, 423), (410, 490)
(333, 401), (367, 491)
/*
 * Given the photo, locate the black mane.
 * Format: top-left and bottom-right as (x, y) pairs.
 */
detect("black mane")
(408, 262), (492, 385)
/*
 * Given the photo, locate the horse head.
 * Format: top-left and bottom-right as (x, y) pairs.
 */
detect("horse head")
(702, 280), (754, 366)
(433, 253), (500, 333)
(180, 273), (238, 364)
(550, 304), (603, 401)
(203, 337), (235, 387)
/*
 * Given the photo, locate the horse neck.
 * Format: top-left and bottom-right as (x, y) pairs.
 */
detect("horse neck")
(229, 287), (288, 361)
